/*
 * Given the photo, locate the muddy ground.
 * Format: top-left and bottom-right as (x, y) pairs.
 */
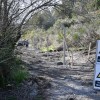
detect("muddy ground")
(21, 48), (100, 100)
(0, 48), (100, 100)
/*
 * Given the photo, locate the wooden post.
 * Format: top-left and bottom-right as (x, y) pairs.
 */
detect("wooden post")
(33, 36), (36, 52)
(71, 51), (73, 67)
(63, 26), (66, 65)
(46, 35), (50, 66)
(88, 42), (91, 60)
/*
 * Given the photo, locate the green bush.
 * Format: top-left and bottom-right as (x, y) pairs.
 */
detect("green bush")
(96, 0), (100, 9)
(10, 58), (29, 85)
(73, 33), (79, 40)
(41, 45), (55, 52)
(0, 57), (28, 87)
(12, 70), (28, 85)
(57, 33), (63, 43)
(77, 28), (85, 34)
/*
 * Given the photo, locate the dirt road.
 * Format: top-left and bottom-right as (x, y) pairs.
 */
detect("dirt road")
(21, 49), (100, 100)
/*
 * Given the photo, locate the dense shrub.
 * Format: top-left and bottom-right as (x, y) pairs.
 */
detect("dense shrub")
(0, 57), (28, 87)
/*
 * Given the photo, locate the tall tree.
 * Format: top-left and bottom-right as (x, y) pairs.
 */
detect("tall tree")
(53, 0), (75, 19)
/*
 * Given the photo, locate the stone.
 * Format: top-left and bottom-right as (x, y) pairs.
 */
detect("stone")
(57, 62), (63, 65)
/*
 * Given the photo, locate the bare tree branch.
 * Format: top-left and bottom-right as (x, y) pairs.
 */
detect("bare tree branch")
(18, 0), (54, 32)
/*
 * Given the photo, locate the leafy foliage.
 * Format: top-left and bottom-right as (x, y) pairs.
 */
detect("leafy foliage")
(0, 57), (28, 87)
(41, 45), (55, 52)
(73, 33), (79, 40)
(28, 10), (55, 30)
